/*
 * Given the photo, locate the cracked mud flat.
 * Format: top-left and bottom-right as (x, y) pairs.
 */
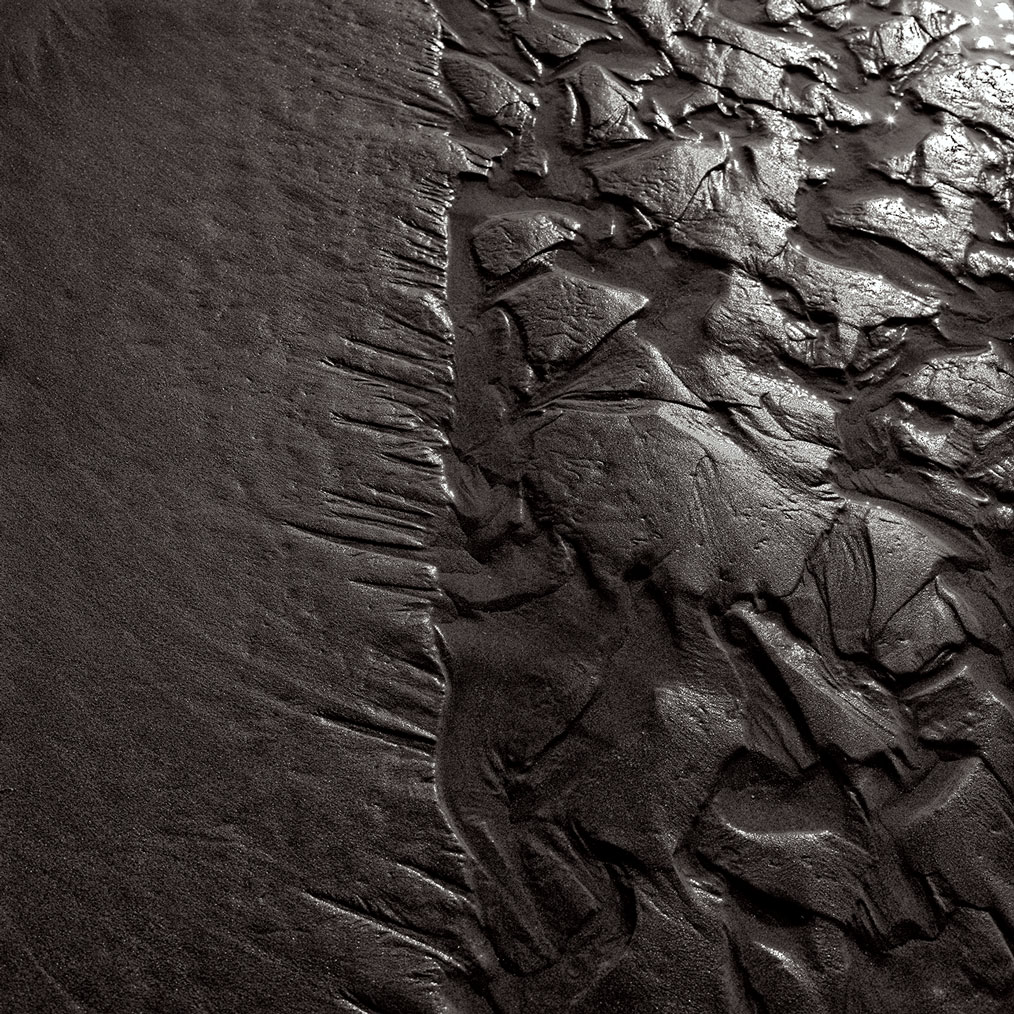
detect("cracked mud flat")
(2, 0), (1014, 1012)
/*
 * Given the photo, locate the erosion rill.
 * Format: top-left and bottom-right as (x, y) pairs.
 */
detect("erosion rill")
(431, 1), (1014, 1011)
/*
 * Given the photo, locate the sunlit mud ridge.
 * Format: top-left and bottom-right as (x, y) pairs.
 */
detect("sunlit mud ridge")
(433, 1), (1014, 1010)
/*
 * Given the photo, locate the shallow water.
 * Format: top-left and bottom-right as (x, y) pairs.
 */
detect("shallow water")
(948, 0), (1014, 53)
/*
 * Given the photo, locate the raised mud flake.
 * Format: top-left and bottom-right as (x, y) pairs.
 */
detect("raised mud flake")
(442, 52), (547, 174)
(967, 245), (1014, 279)
(590, 137), (730, 229)
(798, 0), (860, 29)
(886, 756), (1014, 931)
(830, 187), (978, 275)
(730, 603), (918, 765)
(663, 33), (784, 107)
(696, 9), (840, 82)
(906, 659), (1014, 786)
(845, 6), (968, 76)
(908, 56), (1014, 140)
(443, 53), (538, 134)
(703, 268), (841, 372)
(850, 345), (1014, 502)
(875, 115), (1009, 200)
(544, 323), (709, 407)
(903, 0), (973, 38)
(966, 422), (1014, 500)
(692, 348), (842, 450)
(496, 269), (649, 367)
(871, 577), (967, 677)
(766, 246), (941, 365)
(596, 118), (814, 271)
(661, 29), (867, 126)
(865, 398), (981, 476)
(774, 246), (941, 329)
(563, 62), (651, 146)
(848, 907), (1014, 1014)
(471, 211), (582, 277)
(612, 0), (707, 39)
(730, 923), (847, 1014)
(828, 502), (976, 637)
(695, 761), (937, 942)
(743, 123), (816, 217)
(900, 345), (1014, 423)
(506, 6), (618, 59)
(520, 393), (846, 606)
(670, 158), (798, 269)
